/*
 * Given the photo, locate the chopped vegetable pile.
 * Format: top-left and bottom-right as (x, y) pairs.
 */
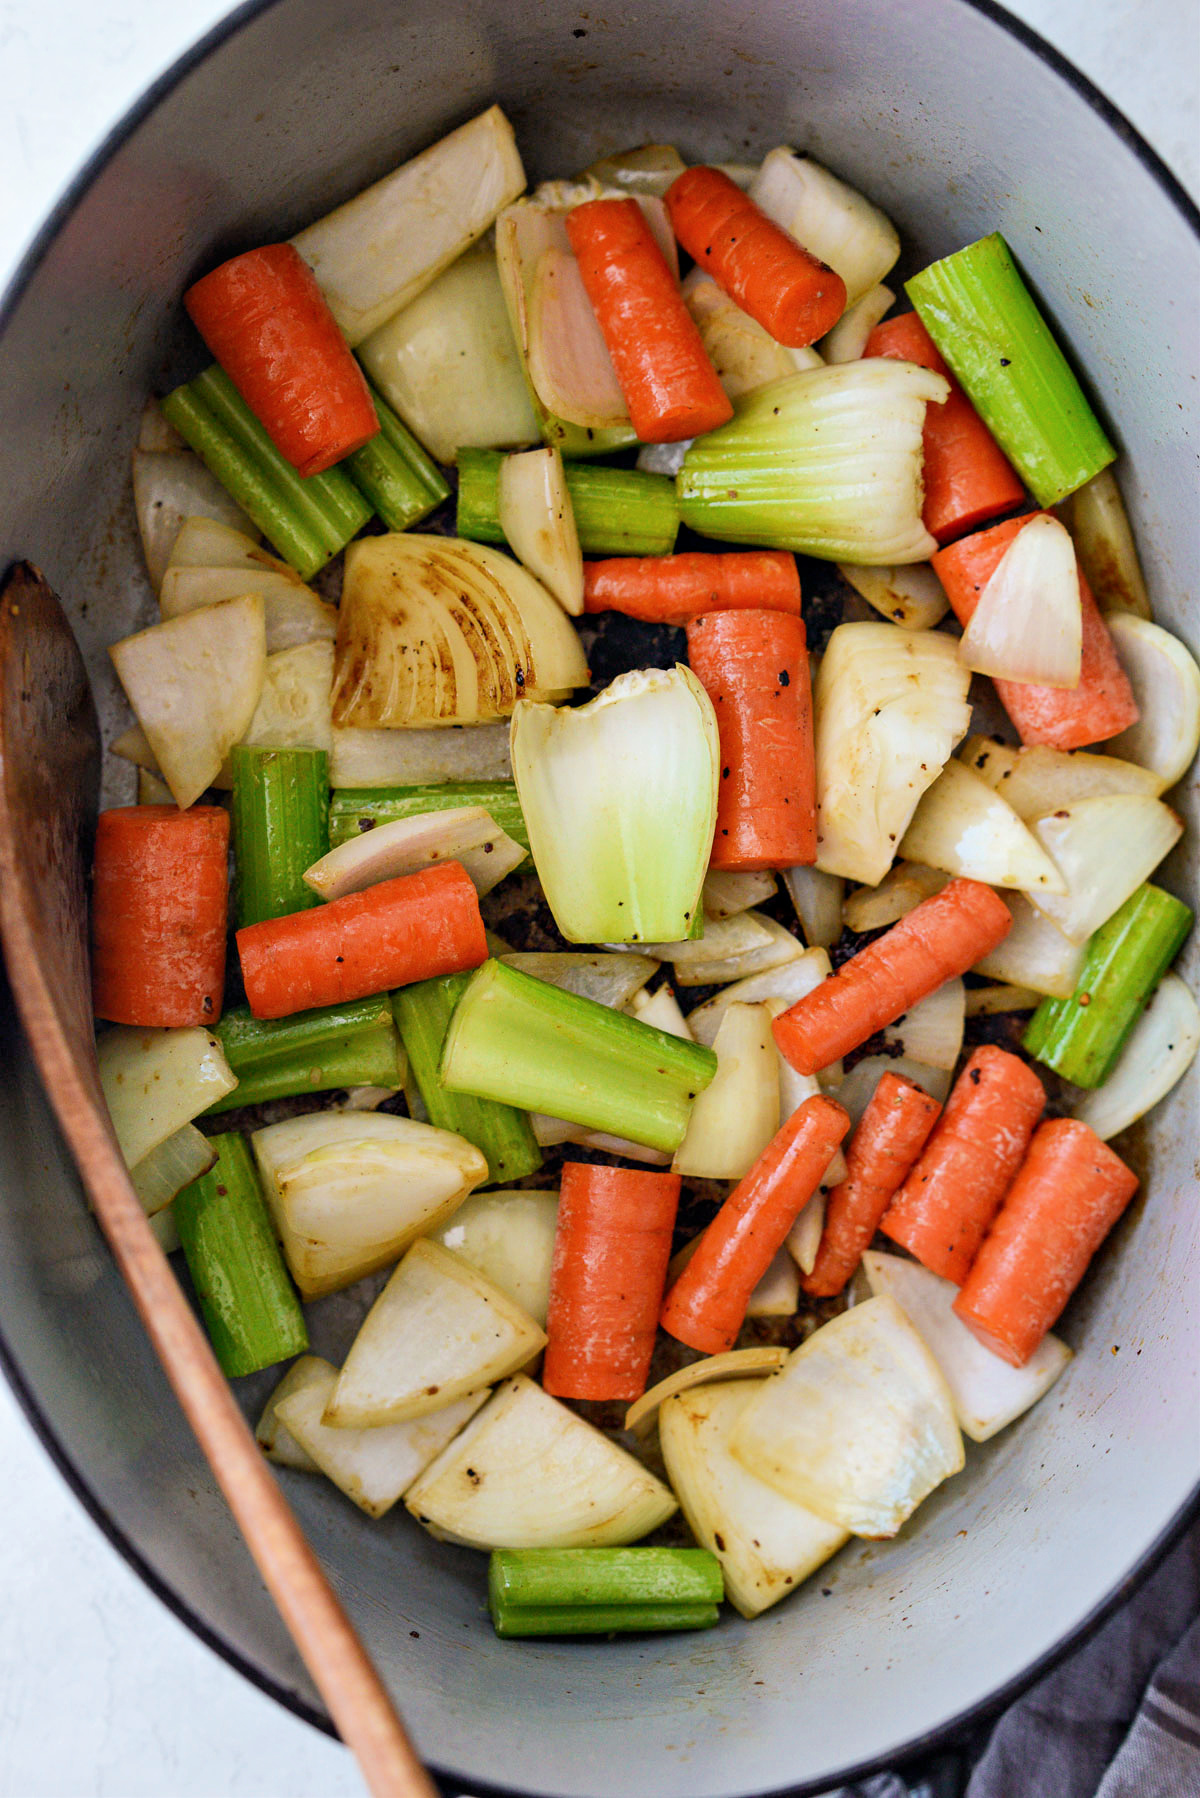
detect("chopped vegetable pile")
(95, 107), (1198, 1635)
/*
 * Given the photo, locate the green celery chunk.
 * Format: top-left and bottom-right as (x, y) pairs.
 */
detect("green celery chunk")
(491, 1601), (719, 1638)
(329, 783), (529, 853)
(215, 996), (394, 1071)
(174, 1133), (308, 1376)
(231, 745), (330, 930)
(392, 972), (541, 1185)
(439, 959), (717, 1153)
(1023, 883), (1192, 1086)
(456, 449), (679, 557)
(489, 1547), (724, 1611)
(906, 233), (1117, 507)
(344, 379), (450, 530)
(204, 1024), (402, 1114)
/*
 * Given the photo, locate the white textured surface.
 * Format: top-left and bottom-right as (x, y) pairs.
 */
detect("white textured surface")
(0, 4), (1195, 1795)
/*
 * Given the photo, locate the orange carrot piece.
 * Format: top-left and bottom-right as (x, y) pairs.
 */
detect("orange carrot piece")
(542, 1163), (681, 1401)
(864, 313), (1025, 545)
(879, 1047), (1046, 1284)
(952, 1119), (1138, 1366)
(583, 550), (801, 624)
(236, 860), (486, 1020)
(933, 514), (1139, 750)
(92, 805), (230, 1028)
(660, 1094), (850, 1354)
(773, 879), (1013, 1076)
(565, 198), (733, 443)
(665, 166), (847, 349)
(185, 243), (379, 477)
(802, 1072), (942, 1297)
(686, 608), (816, 870)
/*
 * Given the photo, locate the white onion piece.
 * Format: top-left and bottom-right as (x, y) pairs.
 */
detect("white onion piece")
(132, 451), (256, 592)
(703, 868), (779, 919)
(1104, 613), (1200, 789)
(1073, 972), (1200, 1142)
(136, 767), (174, 805)
(98, 1027), (237, 1167)
(213, 640), (333, 787)
(838, 561), (949, 631)
(882, 977), (965, 1071)
(529, 1113), (673, 1166)
(749, 150), (900, 308)
(256, 1356), (329, 1473)
(959, 516), (1082, 688)
(502, 951), (657, 1010)
(963, 983), (1043, 1016)
(862, 1252), (1071, 1443)
(625, 1349), (789, 1435)
(128, 1124), (216, 1217)
(330, 722), (511, 788)
(293, 105), (525, 346)
(530, 244), (631, 428)
(326, 1239), (546, 1427)
(252, 1112), (487, 1300)
(1057, 466), (1151, 619)
(147, 1208), (180, 1254)
(686, 947), (831, 1047)
(842, 862), (949, 933)
(635, 439), (691, 477)
(746, 1247), (801, 1318)
(785, 1189), (827, 1276)
(138, 400), (184, 451)
(333, 534), (588, 728)
(632, 910), (806, 988)
(680, 270), (816, 400)
(814, 622), (972, 886)
(278, 1361), (488, 1518)
(432, 1190), (559, 1328)
(781, 864), (844, 948)
(357, 238), (538, 465)
(497, 446), (584, 615)
(328, 1085), (403, 1112)
(160, 565), (338, 653)
(625, 984), (693, 1039)
(972, 892), (1085, 998)
(729, 1296), (963, 1536)
(673, 1003), (780, 1180)
(583, 145), (688, 196)
(660, 1380), (849, 1618)
(899, 758), (1068, 892)
(960, 732), (1165, 813)
(304, 807), (524, 902)
(1028, 795), (1183, 942)
(168, 514), (273, 569)
(834, 1056), (951, 1129)
(819, 283), (894, 363)
(405, 1374), (677, 1549)
(109, 595), (266, 809)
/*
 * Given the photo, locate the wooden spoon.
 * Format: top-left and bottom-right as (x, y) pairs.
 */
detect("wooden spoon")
(0, 562), (437, 1798)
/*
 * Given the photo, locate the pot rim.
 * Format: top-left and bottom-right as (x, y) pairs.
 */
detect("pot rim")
(0, 0), (1197, 1791)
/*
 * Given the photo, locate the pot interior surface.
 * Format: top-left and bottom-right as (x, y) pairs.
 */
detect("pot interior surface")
(0, 3), (1197, 1794)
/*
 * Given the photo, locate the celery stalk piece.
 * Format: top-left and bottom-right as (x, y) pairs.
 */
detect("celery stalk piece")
(174, 1133), (308, 1377)
(511, 667), (719, 944)
(393, 972), (542, 1185)
(491, 1601), (719, 1638)
(1022, 883), (1192, 1087)
(439, 959), (718, 1153)
(343, 380), (450, 531)
(204, 1025), (403, 1114)
(231, 745), (330, 930)
(677, 362), (948, 564)
(489, 1547), (723, 1613)
(215, 995), (394, 1071)
(456, 449), (679, 557)
(906, 234), (1116, 507)
(329, 782), (529, 852)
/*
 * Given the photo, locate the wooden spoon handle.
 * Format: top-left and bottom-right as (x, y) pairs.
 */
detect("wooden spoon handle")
(0, 566), (437, 1798)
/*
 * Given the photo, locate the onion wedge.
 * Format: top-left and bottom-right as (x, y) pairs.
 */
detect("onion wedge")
(781, 864), (844, 948)
(838, 561), (949, 631)
(404, 1374), (677, 1550)
(303, 807), (525, 902)
(862, 1252), (1071, 1443)
(672, 1002), (780, 1180)
(899, 758), (1068, 892)
(500, 952), (658, 1010)
(680, 270), (819, 400)
(1073, 972), (1200, 1142)
(959, 734), (1164, 813)
(972, 891), (1085, 998)
(497, 446), (584, 615)
(833, 1055), (952, 1127)
(1104, 613), (1200, 789)
(660, 1379), (849, 1618)
(98, 1026), (237, 1167)
(256, 1356), (329, 1473)
(329, 722), (512, 787)
(746, 1247), (801, 1318)
(702, 869), (778, 920)
(132, 449), (256, 592)
(784, 1190), (826, 1276)
(631, 910), (805, 988)
(819, 283), (895, 364)
(215, 640), (333, 786)
(959, 515), (1082, 688)
(128, 1124), (216, 1217)
(1056, 466), (1151, 618)
(684, 947), (831, 1047)
(432, 1189), (560, 1328)
(1028, 795), (1183, 942)
(749, 150), (900, 308)
(881, 977), (965, 1071)
(841, 862), (949, 933)
(625, 984), (693, 1039)
(625, 1349), (790, 1434)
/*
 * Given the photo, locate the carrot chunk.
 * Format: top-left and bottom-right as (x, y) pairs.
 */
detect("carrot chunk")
(665, 166), (847, 348)
(880, 1046), (1046, 1284)
(952, 1118), (1138, 1365)
(236, 860), (486, 1020)
(802, 1072), (942, 1297)
(543, 1163), (682, 1402)
(583, 550), (801, 625)
(773, 878), (1012, 1075)
(864, 312), (1025, 544)
(91, 805), (230, 1027)
(686, 608), (816, 870)
(660, 1094), (850, 1354)
(565, 198), (733, 442)
(933, 513), (1139, 750)
(185, 243), (379, 477)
